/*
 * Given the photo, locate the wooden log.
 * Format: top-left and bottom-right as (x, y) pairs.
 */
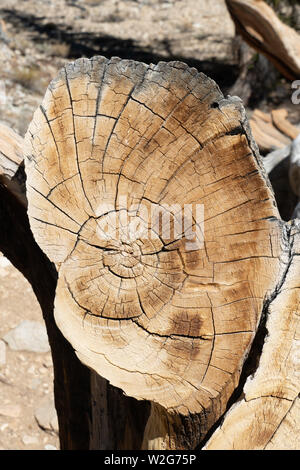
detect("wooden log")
(0, 55), (299, 450)
(0, 107), (151, 451)
(23, 56), (296, 448)
(204, 222), (300, 449)
(226, 0), (300, 80)
(0, 123), (26, 206)
(271, 109), (300, 141)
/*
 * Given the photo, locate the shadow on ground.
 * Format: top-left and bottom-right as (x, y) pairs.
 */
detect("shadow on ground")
(1, 8), (238, 91)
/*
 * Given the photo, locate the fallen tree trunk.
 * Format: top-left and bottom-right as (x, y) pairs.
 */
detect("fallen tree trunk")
(226, 0), (300, 80)
(0, 57), (299, 449)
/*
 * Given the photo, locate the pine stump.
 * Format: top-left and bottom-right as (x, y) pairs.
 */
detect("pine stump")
(0, 56), (297, 449)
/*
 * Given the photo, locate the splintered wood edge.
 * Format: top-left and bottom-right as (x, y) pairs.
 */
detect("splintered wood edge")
(226, 0), (300, 80)
(204, 222), (300, 450)
(24, 56), (286, 427)
(0, 123), (26, 207)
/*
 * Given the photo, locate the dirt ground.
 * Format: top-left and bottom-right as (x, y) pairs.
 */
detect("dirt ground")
(0, 254), (59, 450)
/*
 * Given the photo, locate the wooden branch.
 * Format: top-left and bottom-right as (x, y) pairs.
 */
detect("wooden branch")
(271, 109), (300, 141)
(249, 109), (291, 153)
(0, 123), (23, 177)
(226, 0), (300, 80)
(261, 143), (298, 222)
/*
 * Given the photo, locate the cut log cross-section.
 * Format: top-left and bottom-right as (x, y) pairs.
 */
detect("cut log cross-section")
(24, 56), (293, 448)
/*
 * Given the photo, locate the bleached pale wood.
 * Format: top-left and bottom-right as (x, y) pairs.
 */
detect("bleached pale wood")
(262, 145), (291, 175)
(23, 56), (298, 448)
(0, 123), (26, 206)
(204, 222), (300, 450)
(226, 0), (300, 80)
(271, 109), (300, 141)
(249, 109), (291, 153)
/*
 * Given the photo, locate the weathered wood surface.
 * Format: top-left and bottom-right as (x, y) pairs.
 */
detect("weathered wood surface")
(204, 221), (300, 449)
(0, 55), (298, 450)
(23, 56), (296, 448)
(0, 115), (151, 451)
(0, 123), (23, 178)
(226, 0), (300, 80)
(272, 109), (300, 142)
(249, 109), (291, 154)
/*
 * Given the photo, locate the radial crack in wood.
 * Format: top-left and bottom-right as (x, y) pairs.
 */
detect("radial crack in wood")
(24, 56), (286, 441)
(204, 221), (300, 450)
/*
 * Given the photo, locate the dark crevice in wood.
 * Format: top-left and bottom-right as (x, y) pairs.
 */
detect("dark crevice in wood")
(197, 220), (294, 449)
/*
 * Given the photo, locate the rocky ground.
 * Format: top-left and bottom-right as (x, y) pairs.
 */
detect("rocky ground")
(0, 0), (299, 451)
(0, 254), (59, 450)
(0, 0), (239, 137)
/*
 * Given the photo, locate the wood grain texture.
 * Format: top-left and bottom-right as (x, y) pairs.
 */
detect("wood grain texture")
(249, 109), (291, 153)
(24, 56), (286, 444)
(271, 109), (300, 141)
(0, 123), (23, 178)
(226, 0), (300, 80)
(0, 123), (26, 206)
(204, 221), (300, 449)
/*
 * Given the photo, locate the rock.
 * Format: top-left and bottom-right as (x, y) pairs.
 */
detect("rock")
(44, 444), (57, 450)
(0, 404), (21, 418)
(34, 398), (58, 434)
(3, 320), (50, 353)
(22, 435), (39, 445)
(30, 377), (41, 390)
(0, 340), (6, 366)
(42, 355), (53, 369)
